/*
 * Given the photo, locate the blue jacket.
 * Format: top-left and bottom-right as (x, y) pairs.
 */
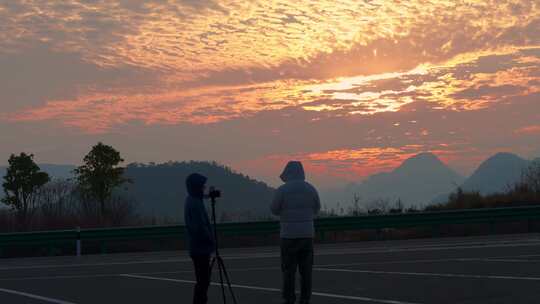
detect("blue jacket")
(184, 173), (215, 256)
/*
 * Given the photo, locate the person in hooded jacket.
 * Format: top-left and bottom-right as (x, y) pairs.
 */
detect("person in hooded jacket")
(271, 161), (321, 304)
(185, 173), (215, 304)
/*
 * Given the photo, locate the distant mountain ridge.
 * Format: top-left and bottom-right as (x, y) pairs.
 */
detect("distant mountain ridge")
(322, 152), (535, 209)
(322, 153), (465, 208)
(459, 152), (529, 194)
(1, 153), (535, 216)
(0, 162), (275, 220)
(120, 161), (275, 221)
(359, 153), (464, 206)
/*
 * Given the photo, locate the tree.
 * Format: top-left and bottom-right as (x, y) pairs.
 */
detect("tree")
(2, 153), (50, 228)
(522, 160), (540, 193)
(74, 143), (128, 218)
(389, 198), (404, 214)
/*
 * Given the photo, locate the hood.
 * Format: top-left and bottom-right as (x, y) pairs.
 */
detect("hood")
(280, 161), (305, 182)
(186, 173), (207, 198)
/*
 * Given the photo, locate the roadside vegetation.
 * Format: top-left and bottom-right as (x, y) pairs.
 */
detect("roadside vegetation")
(1, 143), (139, 232)
(319, 159), (540, 217)
(2, 144), (539, 233)
(426, 159), (540, 211)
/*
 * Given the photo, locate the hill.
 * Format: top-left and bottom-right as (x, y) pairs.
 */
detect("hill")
(323, 153), (464, 209)
(120, 161), (275, 221)
(460, 152), (530, 195)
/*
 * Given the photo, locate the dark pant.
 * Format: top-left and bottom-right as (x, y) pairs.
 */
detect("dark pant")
(191, 255), (211, 304)
(281, 238), (314, 304)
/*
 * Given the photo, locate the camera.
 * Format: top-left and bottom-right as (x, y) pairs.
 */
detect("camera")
(208, 186), (221, 200)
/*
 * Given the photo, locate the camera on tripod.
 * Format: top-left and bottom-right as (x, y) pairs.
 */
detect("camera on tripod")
(205, 185), (238, 304)
(208, 186), (221, 200)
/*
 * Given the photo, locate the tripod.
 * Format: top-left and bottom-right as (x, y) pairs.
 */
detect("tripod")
(208, 195), (238, 304)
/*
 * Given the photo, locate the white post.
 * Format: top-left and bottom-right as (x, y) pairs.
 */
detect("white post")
(76, 226), (81, 257)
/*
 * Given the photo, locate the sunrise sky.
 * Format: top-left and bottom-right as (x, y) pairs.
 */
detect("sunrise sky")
(1, 0), (539, 188)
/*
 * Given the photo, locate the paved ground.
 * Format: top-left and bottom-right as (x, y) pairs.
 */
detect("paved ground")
(2, 234), (540, 303)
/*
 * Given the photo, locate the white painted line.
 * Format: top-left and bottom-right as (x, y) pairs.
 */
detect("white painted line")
(4, 254), (540, 282)
(0, 268), (275, 282)
(314, 256), (540, 268)
(120, 274), (422, 304)
(312, 241), (540, 255)
(6, 251), (540, 282)
(0, 258), (192, 271)
(315, 258), (472, 268)
(0, 273), (121, 281)
(3, 239), (540, 271)
(0, 288), (77, 304)
(481, 258), (540, 263)
(311, 291), (419, 304)
(314, 267), (540, 281)
(1, 257), (533, 282)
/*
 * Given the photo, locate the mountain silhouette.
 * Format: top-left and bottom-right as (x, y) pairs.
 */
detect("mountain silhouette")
(1, 154), (534, 216)
(120, 161), (275, 221)
(0, 162), (274, 221)
(460, 152), (530, 195)
(323, 153), (464, 208)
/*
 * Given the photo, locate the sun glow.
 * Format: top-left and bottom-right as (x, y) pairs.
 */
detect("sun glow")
(1, 1), (539, 133)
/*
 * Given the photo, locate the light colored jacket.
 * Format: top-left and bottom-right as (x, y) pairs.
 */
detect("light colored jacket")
(271, 161), (321, 238)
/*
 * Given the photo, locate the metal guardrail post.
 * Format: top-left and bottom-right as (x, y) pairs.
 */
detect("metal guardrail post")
(432, 224), (441, 237)
(318, 230), (325, 242)
(101, 241), (108, 254)
(76, 227), (81, 257)
(376, 228), (384, 241)
(488, 221), (495, 235)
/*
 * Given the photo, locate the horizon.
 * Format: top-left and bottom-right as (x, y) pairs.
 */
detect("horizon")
(1, 1), (539, 190)
(1, 150), (535, 190)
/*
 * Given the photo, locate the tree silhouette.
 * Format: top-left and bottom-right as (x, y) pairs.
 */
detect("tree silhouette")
(522, 160), (540, 193)
(74, 143), (128, 218)
(2, 153), (50, 228)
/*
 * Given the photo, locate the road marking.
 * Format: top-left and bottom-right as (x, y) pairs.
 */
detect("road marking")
(3, 240), (540, 271)
(0, 258), (193, 271)
(315, 267), (540, 281)
(0, 288), (77, 304)
(0, 273), (122, 281)
(5, 253), (540, 282)
(120, 273), (422, 304)
(314, 256), (540, 268)
(6, 251), (540, 282)
(480, 258), (540, 263)
(0, 267), (279, 281)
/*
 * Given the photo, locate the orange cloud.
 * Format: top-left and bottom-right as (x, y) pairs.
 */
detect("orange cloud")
(238, 145), (440, 183)
(1, 0), (539, 136)
(515, 125), (540, 134)
(1, 1), (538, 75)
(6, 46), (540, 133)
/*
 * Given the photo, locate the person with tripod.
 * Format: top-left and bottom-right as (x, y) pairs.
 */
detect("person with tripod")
(185, 173), (215, 304)
(271, 161), (321, 304)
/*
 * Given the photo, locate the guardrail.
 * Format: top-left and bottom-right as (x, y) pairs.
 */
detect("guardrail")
(1, 205), (540, 257)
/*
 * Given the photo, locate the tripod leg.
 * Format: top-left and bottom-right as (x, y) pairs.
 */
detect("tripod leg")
(209, 257), (216, 277)
(217, 258), (227, 304)
(218, 257), (239, 304)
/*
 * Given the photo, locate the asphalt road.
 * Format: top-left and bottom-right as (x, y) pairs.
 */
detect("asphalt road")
(2, 234), (540, 303)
